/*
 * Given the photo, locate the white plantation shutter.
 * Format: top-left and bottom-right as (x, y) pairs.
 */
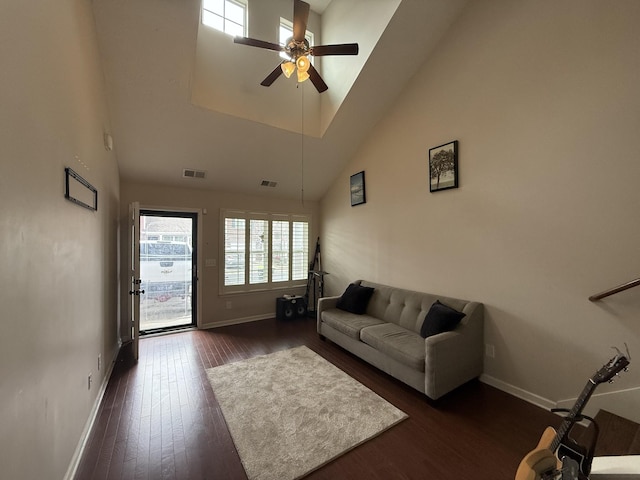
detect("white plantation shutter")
(221, 210), (310, 294)
(224, 217), (245, 286)
(292, 221), (308, 281)
(249, 219), (268, 284)
(271, 220), (289, 283)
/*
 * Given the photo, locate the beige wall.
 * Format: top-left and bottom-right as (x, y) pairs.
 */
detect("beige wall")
(119, 182), (319, 335)
(320, 0), (640, 417)
(0, 1), (120, 479)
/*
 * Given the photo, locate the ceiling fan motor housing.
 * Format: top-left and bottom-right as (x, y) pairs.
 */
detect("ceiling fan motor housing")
(284, 37), (310, 61)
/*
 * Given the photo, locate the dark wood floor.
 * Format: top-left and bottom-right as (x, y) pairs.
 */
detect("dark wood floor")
(75, 317), (564, 480)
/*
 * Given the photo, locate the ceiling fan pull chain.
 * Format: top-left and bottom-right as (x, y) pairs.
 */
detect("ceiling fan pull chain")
(301, 81), (305, 206)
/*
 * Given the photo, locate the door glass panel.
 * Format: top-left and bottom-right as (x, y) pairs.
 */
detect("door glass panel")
(139, 213), (195, 332)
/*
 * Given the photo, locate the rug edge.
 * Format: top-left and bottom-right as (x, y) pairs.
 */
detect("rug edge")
(293, 413), (409, 480)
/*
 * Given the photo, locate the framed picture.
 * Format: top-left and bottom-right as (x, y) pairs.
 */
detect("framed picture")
(429, 140), (458, 192)
(350, 171), (366, 206)
(65, 167), (98, 211)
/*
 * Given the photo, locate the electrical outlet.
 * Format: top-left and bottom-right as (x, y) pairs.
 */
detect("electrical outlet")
(88, 373), (92, 390)
(98, 354), (101, 371)
(485, 344), (496, 358)
(226, 301), (232, 309)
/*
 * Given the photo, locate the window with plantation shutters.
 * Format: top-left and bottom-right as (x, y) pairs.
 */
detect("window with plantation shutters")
(221, 210), (310, 294)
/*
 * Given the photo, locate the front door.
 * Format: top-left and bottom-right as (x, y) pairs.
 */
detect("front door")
(128, 202), (141, 360)
(138, 210), (197, 334)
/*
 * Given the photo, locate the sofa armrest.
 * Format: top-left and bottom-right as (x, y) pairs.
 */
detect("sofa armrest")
(317, 295), (340, 332)
(424, 302), (484, 399)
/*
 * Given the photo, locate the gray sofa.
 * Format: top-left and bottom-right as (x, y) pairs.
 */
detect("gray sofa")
(317, 280), (484, 400)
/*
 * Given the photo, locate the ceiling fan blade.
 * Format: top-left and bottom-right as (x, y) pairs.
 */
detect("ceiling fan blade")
(260, 64), (284, 87)
(311, 43), (359, 56)
(293, 0), (310, 42)
(307, 64), (328, 93)
(234, 36), (284, 52)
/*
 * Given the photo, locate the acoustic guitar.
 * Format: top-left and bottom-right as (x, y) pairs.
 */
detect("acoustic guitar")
(515, 347), (630, 480)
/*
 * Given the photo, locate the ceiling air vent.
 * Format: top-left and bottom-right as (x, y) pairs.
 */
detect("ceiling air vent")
(183, 168), (206, 179)
(260, 180), (278, 188)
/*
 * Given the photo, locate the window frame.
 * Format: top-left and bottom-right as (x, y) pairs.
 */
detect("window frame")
(201, 0), (247, 37)
(220, 209), (310, 295)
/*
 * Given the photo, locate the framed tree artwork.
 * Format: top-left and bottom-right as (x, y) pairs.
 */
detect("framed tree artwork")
(429, 140), (458, 192)
(350, 171), (366, 206)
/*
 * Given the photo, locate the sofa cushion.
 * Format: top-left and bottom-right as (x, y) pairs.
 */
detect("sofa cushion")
(336, 283), (375, 314)
(322, 309), (385, 340)
(360, 323), (425, 371)
(420, 300), (466, 338)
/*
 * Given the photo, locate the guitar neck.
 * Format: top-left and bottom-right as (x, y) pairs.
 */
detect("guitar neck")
(550, 379), (597, 452)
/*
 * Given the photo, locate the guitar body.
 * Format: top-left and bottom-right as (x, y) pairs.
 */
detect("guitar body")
(557, 437), (591, 476)
(514, 350), (629, 480)
(515, 427), (561, 480)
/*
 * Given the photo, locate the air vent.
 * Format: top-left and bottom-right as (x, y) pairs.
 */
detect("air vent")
(183, 168), (206, 179)
(260, 180), (278, 188)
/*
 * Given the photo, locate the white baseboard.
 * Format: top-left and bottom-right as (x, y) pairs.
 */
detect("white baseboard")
(481, 374), (640, 426)
(200, 313), (274, 330)
(63, 345), (120, 480)
(556, 386), (640, 424)
(480, 374), (556, 411)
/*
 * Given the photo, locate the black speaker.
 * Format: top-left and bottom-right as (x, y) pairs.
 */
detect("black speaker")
(276, 296), (307, 320)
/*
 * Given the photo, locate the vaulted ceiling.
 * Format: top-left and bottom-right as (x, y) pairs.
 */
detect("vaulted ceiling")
(92, 0), (468, 201)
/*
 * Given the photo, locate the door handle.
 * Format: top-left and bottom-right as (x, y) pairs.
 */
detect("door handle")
(128, 289), (145, 296)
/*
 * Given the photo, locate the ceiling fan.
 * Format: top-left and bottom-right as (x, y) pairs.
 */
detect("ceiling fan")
(233, 0), (359, 93)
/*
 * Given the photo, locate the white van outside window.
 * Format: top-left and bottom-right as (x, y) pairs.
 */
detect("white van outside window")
(140, 241), (192, 302)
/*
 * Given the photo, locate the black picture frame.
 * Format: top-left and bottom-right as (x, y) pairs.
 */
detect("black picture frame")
(65, 167), (98, 211)
(350, 171), (366, 206)
(429, 140), (458, 192)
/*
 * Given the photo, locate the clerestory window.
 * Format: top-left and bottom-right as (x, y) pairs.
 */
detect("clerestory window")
(202, 0), (246, 37)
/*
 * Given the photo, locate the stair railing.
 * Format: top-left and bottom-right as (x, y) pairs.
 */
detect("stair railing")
(589, 278), (640, 301)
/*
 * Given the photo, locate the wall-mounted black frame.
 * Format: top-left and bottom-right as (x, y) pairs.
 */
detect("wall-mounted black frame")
(350, 171), (366, 206)
(429, 140), (459, 192)
(65, 167), (98, 211)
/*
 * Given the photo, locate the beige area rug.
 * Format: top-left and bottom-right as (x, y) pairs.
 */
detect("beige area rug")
(206, 346), (408, 480)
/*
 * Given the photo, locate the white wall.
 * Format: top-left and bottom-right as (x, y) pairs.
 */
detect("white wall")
(320, 0), (640, 418)
(0, 1), (120, 479)
(119, 181), (319, 335)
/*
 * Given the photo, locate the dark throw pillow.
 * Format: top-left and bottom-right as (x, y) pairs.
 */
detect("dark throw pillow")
(420, 300), (466, 338)
(336, 283), (375, 315)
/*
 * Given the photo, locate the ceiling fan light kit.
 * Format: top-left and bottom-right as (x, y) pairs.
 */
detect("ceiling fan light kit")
(297, 69), (310, 83)
(233, 0), (359, 93)
(281, 61), (296, 78)
(296, 55), (310, 73)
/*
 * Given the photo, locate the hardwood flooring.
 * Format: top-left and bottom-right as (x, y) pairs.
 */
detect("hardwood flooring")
(75, 317), (564, 480)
